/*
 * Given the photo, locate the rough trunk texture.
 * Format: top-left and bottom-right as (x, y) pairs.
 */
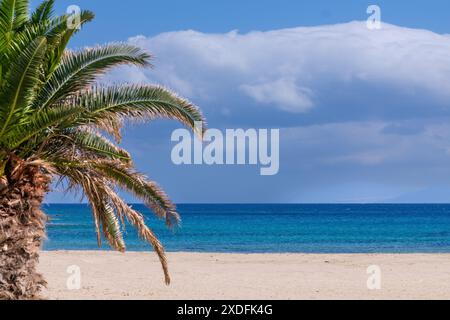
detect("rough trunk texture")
(0, 158), (51, 300)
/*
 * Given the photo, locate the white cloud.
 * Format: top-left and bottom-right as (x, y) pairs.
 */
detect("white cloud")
(108, 21), (450, 120)
(240, 78), (314, 113)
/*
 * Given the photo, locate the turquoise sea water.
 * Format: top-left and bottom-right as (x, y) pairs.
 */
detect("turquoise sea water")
(43, 204), (450, 253)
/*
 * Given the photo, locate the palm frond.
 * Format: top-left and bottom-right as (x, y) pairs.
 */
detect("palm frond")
(0, 0), (28, 36)
(61, 165), (125, 251)
(64, 167), (102, 246)
(93, 116), (123, 143)
(106, 192), (171, 284)
(122, 206), (170, 284)
(98, 201), (126, 252)
(34, 44), (151, 110)
(92, 161), (180, 227)
(0, 36), (47, 139)
(2, 105), (83, 149)
(0, 0), (16, 41)
(74, 85), (206, 138)
(31, 0), (54, 23)
(0, 0), (29, 66)
(54, 162), (170, 284)
(45, 10), (95, 76)
(69, 130), (131, 163)
(2, 16), (66, 67)
(12, 0), (28, 30)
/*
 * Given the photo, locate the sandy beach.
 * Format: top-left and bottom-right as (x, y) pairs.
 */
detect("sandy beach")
(38, 251), (450, 300)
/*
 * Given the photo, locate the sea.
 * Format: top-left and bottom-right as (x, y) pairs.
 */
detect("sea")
(42, 204), (450, 253)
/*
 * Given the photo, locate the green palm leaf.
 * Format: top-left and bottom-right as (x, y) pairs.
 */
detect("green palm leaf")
(75, 85), (205, 138)
(0, 0), (29, 36)
(0, 36), (47, 138)
(11, 0), (28, 30)
(0, 0), (30, 70)
(34, 44), (151, 110)
(3, 105), (83, 148)
(44, 10), (95, 76)
(31, 0), (54, 23)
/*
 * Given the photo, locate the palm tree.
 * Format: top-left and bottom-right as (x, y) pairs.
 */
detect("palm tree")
(0, 0), (204, 300)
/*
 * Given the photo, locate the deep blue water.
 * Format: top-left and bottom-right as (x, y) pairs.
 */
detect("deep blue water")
(42, 204), (450, 253)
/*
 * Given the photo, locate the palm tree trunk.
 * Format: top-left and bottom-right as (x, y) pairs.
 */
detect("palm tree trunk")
(0, 158), (51, 300)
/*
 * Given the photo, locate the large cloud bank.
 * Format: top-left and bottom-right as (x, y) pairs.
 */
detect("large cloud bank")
(100, 21), (450, 202)
(106, 21), (450, 125)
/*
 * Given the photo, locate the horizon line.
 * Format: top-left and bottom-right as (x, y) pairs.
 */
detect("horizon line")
(42, 202), (450, 205)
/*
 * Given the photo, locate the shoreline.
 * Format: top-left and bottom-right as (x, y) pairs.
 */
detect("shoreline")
(42, 249), (450, 254)
(39, 251), (450, 300)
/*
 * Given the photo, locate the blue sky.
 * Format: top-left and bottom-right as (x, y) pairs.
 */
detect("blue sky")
(47, 0), (450, 43)
(43, 0), (450, 203)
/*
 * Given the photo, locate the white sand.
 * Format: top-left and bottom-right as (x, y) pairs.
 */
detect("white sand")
(38, 251), (450, 300)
